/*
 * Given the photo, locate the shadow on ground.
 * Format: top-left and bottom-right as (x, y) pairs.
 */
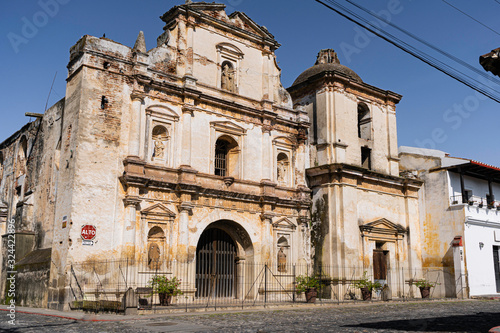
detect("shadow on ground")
(345, 312), (500, 332)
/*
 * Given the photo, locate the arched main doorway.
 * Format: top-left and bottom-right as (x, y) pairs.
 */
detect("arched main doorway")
(195, 228), (237, 298)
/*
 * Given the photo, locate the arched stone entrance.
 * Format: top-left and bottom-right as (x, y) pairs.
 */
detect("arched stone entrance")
(195, 220), (253, 299)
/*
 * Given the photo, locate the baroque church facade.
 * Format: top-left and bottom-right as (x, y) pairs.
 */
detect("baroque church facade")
(0, 2), (424, 309)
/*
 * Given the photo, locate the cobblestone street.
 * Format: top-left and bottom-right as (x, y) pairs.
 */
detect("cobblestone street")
(1, 300), (499, 332)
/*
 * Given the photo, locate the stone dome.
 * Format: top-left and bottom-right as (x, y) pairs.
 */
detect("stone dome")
(292, 49), (362, 86)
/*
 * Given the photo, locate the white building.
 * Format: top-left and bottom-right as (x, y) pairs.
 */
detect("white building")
(400, 147), (500, 297)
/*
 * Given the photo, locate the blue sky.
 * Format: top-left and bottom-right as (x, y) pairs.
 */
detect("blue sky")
(1, 0), (499, 166)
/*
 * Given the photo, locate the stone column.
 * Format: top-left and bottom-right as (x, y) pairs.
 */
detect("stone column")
(261, 125), (272, 180)
(177, 201), (194, 262)
(235, 256), (246, 299)
(181, 106), (193, 167)
(177, 19), (187, 78)
(186, 19), (194, 77)
(260, 213), (274, 264)
(122, 193), (141, 260)
(128, 92), (144, 158)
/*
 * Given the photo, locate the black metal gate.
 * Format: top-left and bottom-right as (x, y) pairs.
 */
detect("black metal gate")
(196, 228), (236, 298)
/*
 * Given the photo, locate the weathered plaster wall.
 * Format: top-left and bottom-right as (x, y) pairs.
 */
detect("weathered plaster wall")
(399, 148), (466, 297)
(310, 178), (420, 269)
(291, 84), (399, 177)
(0, 98), (65, 304)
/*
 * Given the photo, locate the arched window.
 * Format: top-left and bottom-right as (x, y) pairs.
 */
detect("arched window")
(221, 61), (236, 93)
(357, 103), (371, 140)
(277, 153), (289, 186)
(214, 136), (239, 177)
(151, 125), (169, 161)
(148, 226), (166, 270)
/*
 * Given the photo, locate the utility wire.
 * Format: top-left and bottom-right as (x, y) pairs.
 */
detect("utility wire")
(323, 0), (500, 97)
(314, 0), (500, 103)
(441, 0), (500, 36)
(44, 72), (57, 112)
(495, 0), (500, 5)
(344, 0), (500, 86)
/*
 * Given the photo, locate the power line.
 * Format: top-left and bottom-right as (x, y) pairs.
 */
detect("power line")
(441, 0), (500, 36)
(314, 0), (500, 103)
(324, 0), (500, 97)
(344, 0), (500, 86)
(321, 0), (500, 98)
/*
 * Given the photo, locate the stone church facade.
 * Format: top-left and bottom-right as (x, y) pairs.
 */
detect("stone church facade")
(0, 2), (424, 309)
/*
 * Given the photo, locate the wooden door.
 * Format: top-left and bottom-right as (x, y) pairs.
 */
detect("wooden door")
(373, 250), (388, 280)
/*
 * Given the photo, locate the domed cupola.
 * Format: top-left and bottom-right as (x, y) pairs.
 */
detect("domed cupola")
(291, 49), (362, 87)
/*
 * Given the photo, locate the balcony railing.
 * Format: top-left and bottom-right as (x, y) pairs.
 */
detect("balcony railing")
(450, 194), (500, 210)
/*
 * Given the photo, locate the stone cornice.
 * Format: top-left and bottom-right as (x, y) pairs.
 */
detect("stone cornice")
(288, 71), (402, 106)
(306, 163), (422, 191)
(121, 159), (312, 209)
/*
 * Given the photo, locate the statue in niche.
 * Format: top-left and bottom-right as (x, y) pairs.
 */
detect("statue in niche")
(277, 247), (287, 272)
(151, 126), (168, 160)
(277, 160), (286, 183)
(153, 140), (165, 159)
(148, 242), (161, 270)
(221, 62), (235, 92)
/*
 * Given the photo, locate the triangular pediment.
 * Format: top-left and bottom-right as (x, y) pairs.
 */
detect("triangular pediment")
(161, 4), (278, 47)
(273, 217), (296, 230)
(228, 12), (275, 40)
(360, 218), (407, 233)
(141, 203), (176, 218)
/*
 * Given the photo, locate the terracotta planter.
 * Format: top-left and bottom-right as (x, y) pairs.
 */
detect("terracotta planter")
(159, 293), (172, 306)
(419, 287), (431, 299)
(360, 287), (372, 301)
(305, 288), (318, 303)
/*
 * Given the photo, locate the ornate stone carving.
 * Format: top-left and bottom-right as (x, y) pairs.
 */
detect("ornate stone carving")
(223, 176), (235, 187)
(123, 195), (141, 207)
(153, 140), (165, 159)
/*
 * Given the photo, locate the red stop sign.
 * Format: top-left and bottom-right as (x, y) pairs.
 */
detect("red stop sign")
(81, 225), (96, 240)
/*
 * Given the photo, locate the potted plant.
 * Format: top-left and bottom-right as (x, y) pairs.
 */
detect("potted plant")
(353, 271), (382, 301)
(148, 275), (183, 306)
(414, 279), (436, 299)
(295, 275), (321, 303)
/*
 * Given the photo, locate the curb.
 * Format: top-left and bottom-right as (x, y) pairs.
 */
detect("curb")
(0, 308), (135, 322)
(0, 298), (491, 321)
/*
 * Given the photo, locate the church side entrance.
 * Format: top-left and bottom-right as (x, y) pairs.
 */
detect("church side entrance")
(195, 228), (237, 298)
